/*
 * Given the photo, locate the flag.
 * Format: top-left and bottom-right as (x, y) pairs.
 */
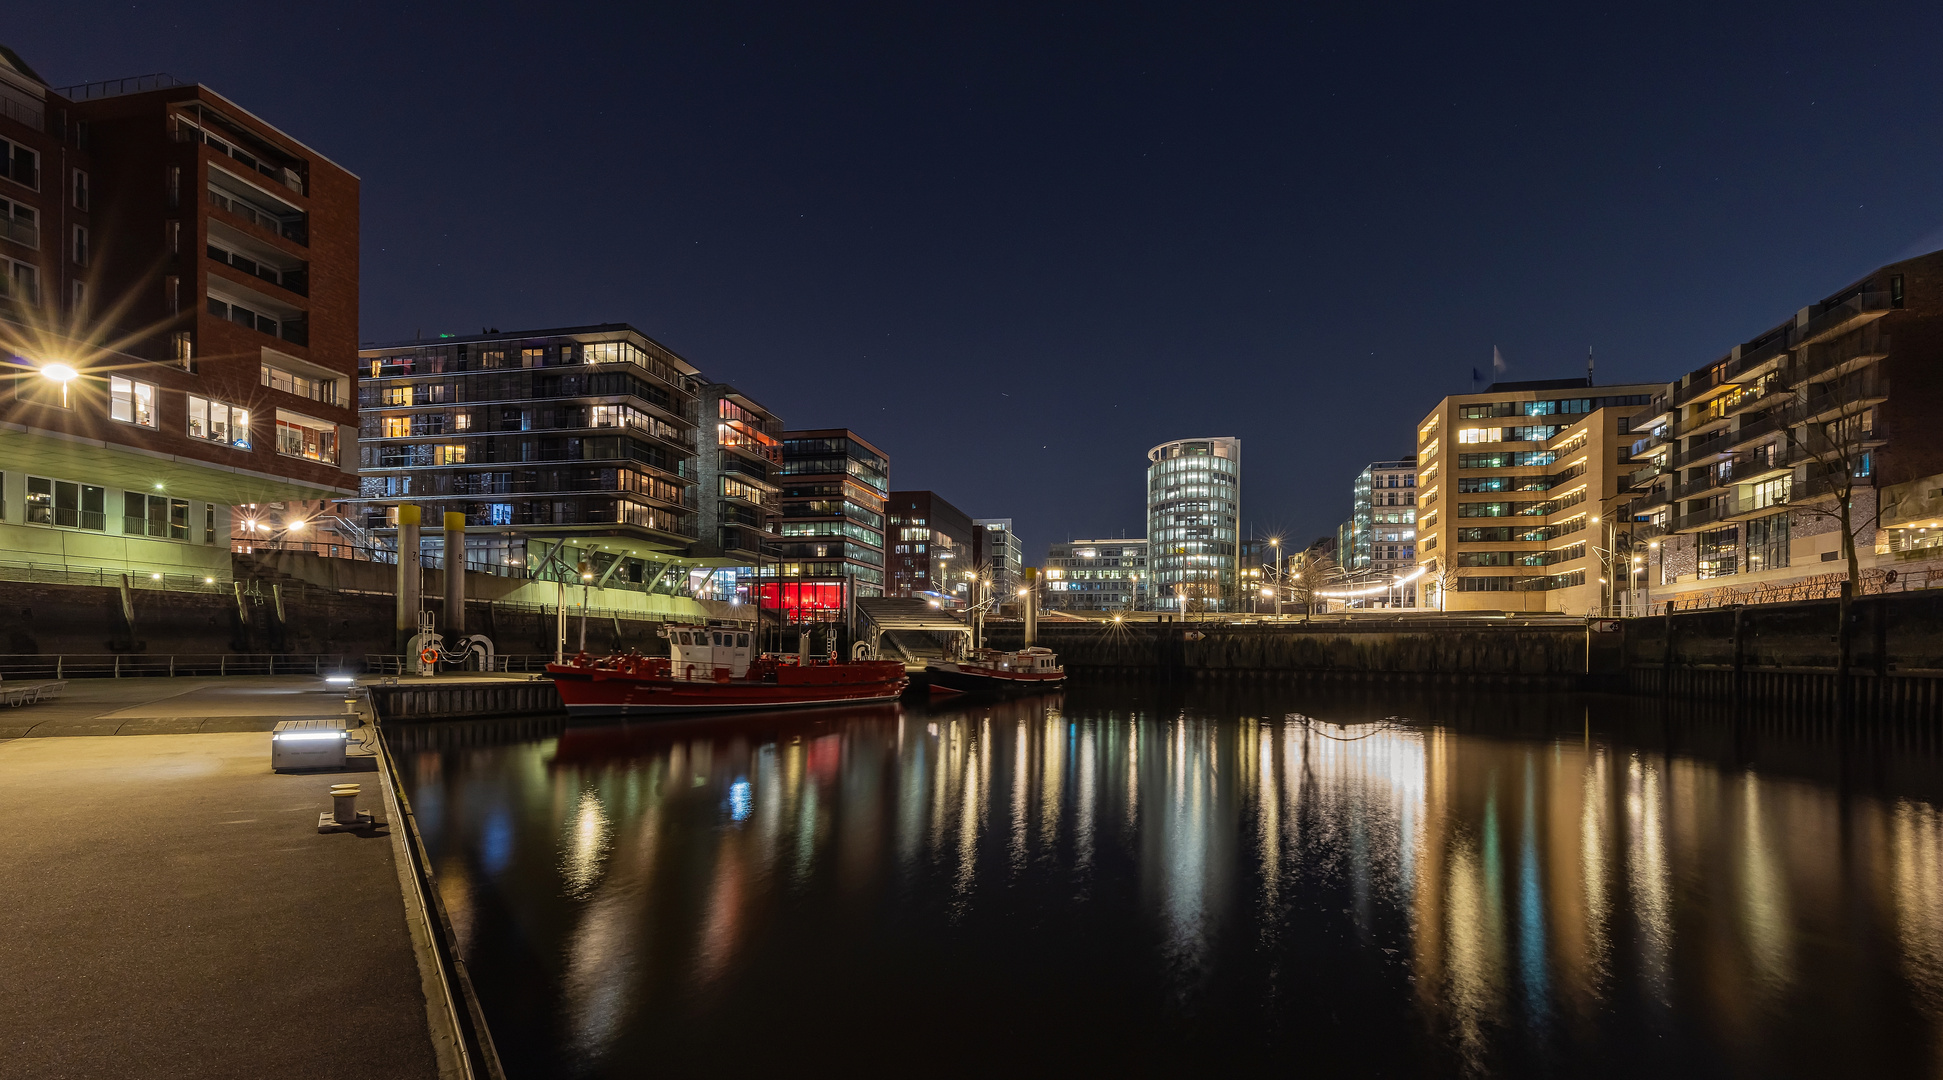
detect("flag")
(1492, 346), (1507, 377)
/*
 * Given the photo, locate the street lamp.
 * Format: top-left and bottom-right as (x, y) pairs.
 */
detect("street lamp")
(1270, 537), (1283, 617)
(40, 362), (76, 408)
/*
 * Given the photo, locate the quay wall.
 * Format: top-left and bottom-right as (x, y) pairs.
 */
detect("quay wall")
(984, 620), (1619, 690)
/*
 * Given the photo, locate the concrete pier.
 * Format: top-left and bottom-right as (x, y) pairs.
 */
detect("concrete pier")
(0, 677), (461, 1079)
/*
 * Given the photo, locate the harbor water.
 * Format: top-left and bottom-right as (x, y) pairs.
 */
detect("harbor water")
(400, 684), (1943, 1078)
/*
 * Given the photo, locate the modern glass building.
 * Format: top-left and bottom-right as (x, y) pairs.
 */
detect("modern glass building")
(356, 325), (713, 594)
(886, 490), (973, 606)
(972, 518), (1024, 598)
(1146, 437), (1240, 611)
(774, 428), (888, 623)
(1345, 456), (1419, 607)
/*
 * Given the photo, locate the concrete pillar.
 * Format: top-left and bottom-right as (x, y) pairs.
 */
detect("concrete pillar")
(443, 511), (466, 636)
(1023, 566), (1038, 646)
(396, 505), (421, 653)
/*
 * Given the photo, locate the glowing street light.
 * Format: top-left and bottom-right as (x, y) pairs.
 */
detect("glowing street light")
(40, 362), (77, 407)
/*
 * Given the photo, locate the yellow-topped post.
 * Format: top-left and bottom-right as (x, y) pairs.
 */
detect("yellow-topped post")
(396, 505), (422, 652)
(443, 511), (467, 636)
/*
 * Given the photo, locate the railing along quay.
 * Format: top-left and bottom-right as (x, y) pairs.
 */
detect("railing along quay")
(0, 653), (348, 678)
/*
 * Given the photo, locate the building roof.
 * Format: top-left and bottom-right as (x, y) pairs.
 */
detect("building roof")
(1484, 378), (1594, 392)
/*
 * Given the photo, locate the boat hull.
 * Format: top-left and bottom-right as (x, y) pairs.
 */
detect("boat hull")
(547, 661), (908, 717)
(925, 662), (1066, 698)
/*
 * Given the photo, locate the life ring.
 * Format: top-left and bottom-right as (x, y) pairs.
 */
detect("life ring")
(419, 646), (440, 665)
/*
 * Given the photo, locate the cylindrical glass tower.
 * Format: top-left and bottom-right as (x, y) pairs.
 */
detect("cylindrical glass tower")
(1145, 437), (1241, 612)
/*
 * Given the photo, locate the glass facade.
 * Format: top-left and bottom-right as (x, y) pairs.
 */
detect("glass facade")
(773, 429), (889, 623)
(1045, 539), (1147, 611)
(1146, 437), (1239, 612)
(887, 491), (973, 606)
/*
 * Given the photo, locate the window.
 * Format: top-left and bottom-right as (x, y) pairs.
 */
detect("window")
(123, 491), (190, 540)
(1457, 428), (1499, 444)
(0, 135), (39, 189)
(187, 395), (251, 448)
(261, 362), (340, 405)
(3, 257), (39, 304)
(72, 168), (89, 210)
(1697, 526), (1739, 579)
(453, 412), (472, 431)
(275, 410), (338, 464)
(1746, 512), (1789, 573)
(109, 376), (158, 427)
(434, 444), (467, 466)
(0, 196), (37, 249)
(382, 386), (411, 406)
(1748, 476), (1791, 510)
(171, 331), (194, 366)
(26, 476), (105, 530)
(70, 280), (86, 319)
(381, 416), (411, 437)
(71, 224), (88, 266)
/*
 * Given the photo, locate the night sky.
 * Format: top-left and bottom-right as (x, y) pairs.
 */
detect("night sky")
(15, 4), (1943, 558)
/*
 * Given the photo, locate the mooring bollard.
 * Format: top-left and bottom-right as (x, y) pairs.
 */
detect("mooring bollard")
(330, 784), (362, 825)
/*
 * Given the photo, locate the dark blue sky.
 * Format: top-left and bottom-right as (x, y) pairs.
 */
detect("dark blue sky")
(15, 3), (1943, 556)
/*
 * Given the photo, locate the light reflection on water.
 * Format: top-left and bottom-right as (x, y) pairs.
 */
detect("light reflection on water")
(404, 687), (1943, 1078)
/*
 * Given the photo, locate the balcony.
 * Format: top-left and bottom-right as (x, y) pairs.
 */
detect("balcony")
(208, 246), (306, 296)
(1672, 365), (1737, 409)
(1793, 290), (1890, 348)
(1674, 471), (1724, 501)
(1673, 404), (1731, 440)
(0, 212), (36, 249)
(0, 95), (44, 133)
(1626, 461), (1667, 489)
(1793, 327), (1888, 386)
(1725, 411), (1785, 452)
(1628, 487), (1671, 515)
(1626, 397), (1671, 432)
(1672, 433), (1733, 470)
(1726, 330), (1792, 383)
(1800, 374), (1889, 425)
(1629, 430), (1671, 460)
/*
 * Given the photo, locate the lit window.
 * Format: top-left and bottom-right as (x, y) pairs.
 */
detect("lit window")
(434, 443), (467, 465)
(382, 416), (411, 438)
(275, 409), (338, 465)
(186, 395), (250, 448)
(109, 376), (158, 427)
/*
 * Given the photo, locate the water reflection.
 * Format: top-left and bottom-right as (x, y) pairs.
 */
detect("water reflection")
(404, 688), (1943, 1078)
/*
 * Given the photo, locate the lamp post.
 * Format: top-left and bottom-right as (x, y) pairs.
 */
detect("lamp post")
(1271, 538), (1282, 617)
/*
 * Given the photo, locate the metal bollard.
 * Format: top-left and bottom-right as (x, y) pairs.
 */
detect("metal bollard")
(329, 784), (362, 825)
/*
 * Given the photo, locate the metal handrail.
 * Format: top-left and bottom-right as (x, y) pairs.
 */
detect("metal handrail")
(0, 653), (346, 678)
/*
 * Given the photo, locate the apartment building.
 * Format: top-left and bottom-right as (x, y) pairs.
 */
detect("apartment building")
(972, 517), (1024, 598)
(1416, 379), (1660, 613)
(1045, 538), (1147, 612)
(886, 490), (973, 605)
(1623, 250), (1943, 607)
(775, 428), (889, 622)
(0, 50), (359, 585)
(1147, 436), (1240, 611)
(357, 326), (707, 591)
(1342, 456), (1419, 607)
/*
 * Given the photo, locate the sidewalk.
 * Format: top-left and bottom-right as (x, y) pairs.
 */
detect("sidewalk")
(0, 685), (450, 1078)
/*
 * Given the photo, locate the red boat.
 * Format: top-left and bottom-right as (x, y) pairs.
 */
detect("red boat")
(545, 624), (908, 717)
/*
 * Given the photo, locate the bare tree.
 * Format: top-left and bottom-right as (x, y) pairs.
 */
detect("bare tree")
(1776, 339), (1884, 592)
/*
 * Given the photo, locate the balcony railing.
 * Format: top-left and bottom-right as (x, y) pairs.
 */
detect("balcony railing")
(0, 95), (45, 132)
(1794, 328), (1889, 386)
(1625, 397), (1671, 432)
(1630, 430), (1671, 459)
(1672, 434), (1733, 470)
(1800, 374), (1889, 423)
(1626, 461), (1667, 489)
(1793, 290), (1890, 347)
(0, 213), (37, 249)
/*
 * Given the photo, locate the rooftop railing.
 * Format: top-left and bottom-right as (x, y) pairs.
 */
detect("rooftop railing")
(55, 73), (187, 101)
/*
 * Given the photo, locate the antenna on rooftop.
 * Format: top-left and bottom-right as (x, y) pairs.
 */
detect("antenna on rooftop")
(1587, 347), (1595, 385)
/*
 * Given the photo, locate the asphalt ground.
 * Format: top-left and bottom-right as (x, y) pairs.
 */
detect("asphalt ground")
(0, 694), (448, 1078)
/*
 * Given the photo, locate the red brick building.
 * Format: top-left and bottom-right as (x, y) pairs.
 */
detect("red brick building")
(0, 48), (359, 582)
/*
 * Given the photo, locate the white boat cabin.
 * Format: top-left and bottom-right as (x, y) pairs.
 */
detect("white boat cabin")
(665, 624), (755, 679)
(969, 646), (1062, 673)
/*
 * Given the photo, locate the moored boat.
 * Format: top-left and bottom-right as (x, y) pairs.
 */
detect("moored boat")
(546, 624), (908, 717)
(925, 646), (1065, 697)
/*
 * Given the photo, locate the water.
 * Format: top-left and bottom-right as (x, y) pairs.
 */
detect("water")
(400, 684), (1943, 1078)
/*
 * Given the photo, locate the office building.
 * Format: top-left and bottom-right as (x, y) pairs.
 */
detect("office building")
(1342, 456), (1419, 607)
(886, 490), (974, 606)
(357, 326), (710, 594)
(1146, 436), (1240, 611)
(1415, 379), (1660, 613)
(1045, 538), (1147, 612)
(775, 428), (889, 622)
(972, 517), (1023, 598)
(690, 381), (782, 599)
(1623, 250), (1943, 608)
(0, 52), (360, 585)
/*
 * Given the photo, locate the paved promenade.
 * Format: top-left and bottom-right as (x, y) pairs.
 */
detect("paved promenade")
(0, 677), (452, 1079)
